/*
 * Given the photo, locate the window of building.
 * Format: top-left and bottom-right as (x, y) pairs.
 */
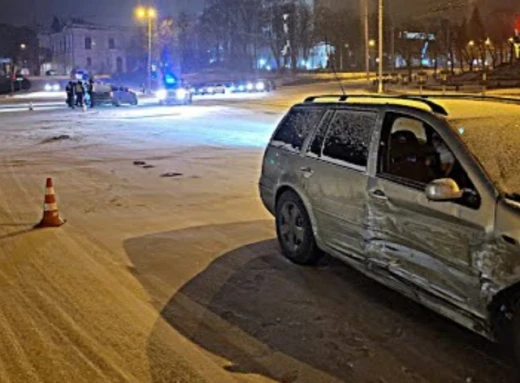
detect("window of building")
(109, 38), (115, 49)
(86, 57), (92, 67)
(321, 110), (376, 169)
(270, 108), (325, 153)
(85, 37), (92, 50)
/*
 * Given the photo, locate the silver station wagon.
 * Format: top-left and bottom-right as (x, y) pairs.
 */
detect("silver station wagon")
(259, 94), (520, 365)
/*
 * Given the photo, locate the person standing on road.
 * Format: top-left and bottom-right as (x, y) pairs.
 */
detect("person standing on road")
(75, 81), (85, 107)
(66, 81), (75, 109)
(87, 78), (95, 108)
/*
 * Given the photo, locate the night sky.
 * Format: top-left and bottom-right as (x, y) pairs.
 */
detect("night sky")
(0, 0), (486, 28)
(0, 0), (205, 27)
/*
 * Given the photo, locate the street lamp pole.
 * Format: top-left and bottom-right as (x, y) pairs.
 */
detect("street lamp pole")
(378, 0), (384, 93)
(147, 16), (152, 92)
(136, 6), (156, 93)
(364, 0), (369, 84)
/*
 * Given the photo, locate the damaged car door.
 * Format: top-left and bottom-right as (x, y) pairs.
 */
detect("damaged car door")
(300, 107), (378, 259)
(366, 110), (488, 317)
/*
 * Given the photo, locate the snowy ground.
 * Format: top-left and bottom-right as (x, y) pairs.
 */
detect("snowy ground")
(0, 83), (517, 383)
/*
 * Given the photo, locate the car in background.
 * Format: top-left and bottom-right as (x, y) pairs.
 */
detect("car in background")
(204, 83), (227, 95)
(44, 82), (61, 92)
(112, 86), (138, 106)
(238, 79), (273, 93)
(224, 82), (237, 93)
(155, 86), (192, 105)
(45, 69), (58, 76)
(191, 84), (206, 96)
(93, 84), (138, 106)
(232, 81), (248, 93)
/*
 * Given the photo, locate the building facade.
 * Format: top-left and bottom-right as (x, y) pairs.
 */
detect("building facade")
(39, 23), (136, 75)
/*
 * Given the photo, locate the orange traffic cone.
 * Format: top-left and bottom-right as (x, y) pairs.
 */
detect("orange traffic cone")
(36, 178), (66, 228)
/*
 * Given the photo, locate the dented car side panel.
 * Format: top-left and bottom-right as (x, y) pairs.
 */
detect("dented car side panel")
(363, 107), (520, 338)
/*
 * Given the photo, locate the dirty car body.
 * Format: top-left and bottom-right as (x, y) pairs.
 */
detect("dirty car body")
(259, 96), (520, 343)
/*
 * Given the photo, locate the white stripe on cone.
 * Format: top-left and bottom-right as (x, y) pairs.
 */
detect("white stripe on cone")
(44, 203), (58, 211)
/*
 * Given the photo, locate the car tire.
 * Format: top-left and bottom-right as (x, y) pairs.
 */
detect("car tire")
(506, 299), (520, 370)
(276, 191), (321, 265)
(131, 98), (138, 106)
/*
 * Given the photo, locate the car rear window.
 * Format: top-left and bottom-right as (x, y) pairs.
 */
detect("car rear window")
(321, 110), (377, 169)
(270, 108), (325, 153)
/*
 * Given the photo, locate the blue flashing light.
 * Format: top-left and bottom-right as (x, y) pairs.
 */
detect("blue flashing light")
(165, 76), (176, 85)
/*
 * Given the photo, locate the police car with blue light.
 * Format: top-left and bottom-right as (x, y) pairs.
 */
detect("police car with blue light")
(155, 73), (193, 105)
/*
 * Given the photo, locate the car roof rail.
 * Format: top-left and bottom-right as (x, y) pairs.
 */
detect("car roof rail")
(303, 94), (448, 116)
(413, 93), (520, 106)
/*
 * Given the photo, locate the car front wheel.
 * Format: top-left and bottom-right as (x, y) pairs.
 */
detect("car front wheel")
(276, 191), (321, 265)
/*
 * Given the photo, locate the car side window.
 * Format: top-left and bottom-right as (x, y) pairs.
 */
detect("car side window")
(378, 113), (480, 208)
(271, 108), (325, 153)
(318, 110), (376, 169)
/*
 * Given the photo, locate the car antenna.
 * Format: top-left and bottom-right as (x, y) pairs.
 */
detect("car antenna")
(330, 61), (346, 96)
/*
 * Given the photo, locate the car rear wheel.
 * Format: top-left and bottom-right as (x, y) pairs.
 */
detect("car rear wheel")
(276, 191), (321, 265)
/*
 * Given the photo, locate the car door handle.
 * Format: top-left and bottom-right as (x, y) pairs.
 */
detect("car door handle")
(299, 166), (314, 178)
(369, 189), (388, 200)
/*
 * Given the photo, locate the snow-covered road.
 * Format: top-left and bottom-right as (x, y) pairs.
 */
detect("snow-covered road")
(0, 84), (516, 383)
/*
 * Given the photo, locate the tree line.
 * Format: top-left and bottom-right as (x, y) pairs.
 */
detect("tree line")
(154, 1), (519, 74)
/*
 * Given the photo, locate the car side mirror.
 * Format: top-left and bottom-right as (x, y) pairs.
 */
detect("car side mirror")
(426, 178), (463, 201)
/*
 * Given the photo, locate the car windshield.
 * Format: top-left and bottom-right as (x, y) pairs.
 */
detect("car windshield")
(447, 102), (520, 198)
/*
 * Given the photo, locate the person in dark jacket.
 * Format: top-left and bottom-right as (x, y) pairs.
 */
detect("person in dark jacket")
(87, 79), (95, 108)
(75, 81), (84, 107)
(65, 81), (75, 108)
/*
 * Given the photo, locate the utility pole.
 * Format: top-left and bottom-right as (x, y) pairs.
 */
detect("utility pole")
(364, 0), (370, 84)
(136, 6), (156, 93)
(391, 25), (395, 72)
(147, 16), (152, 92)
(378, 0), (384, 93)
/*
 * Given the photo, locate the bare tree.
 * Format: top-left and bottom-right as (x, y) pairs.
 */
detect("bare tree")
(314, 4), (361, 71)
(263, 0), (288, 71)
(394, 24), (426, 78)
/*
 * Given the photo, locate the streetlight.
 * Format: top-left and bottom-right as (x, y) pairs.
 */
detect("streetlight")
(135, 6), (157, 93)
(369, 39), (376, 48)
(20, 43), (26, 50)
(468, 40), (475, 47)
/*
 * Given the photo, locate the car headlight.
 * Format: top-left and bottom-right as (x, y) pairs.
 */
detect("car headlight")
(52, 84), (60, 91)
(246, 82), (254, 91)
(207, 87), (213, 93)
(255, 82), (265, 91)
(155, 89), (167, 100)
(238, 85), (245, 92)
(44, 84), (52, 92)
(176, 88), (187, 99)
